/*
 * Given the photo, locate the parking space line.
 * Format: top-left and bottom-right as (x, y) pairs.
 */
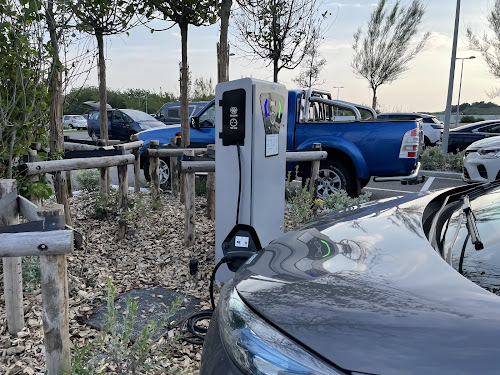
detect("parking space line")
(420, 177), (435, 192)
(364, 187), (411, 194)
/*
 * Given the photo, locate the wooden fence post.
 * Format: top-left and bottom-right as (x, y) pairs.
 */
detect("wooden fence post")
(38, 203), (71, 374)
(309, 143), (321, 203)
(169, 137), (179, 198)
(184, 149), (195, 247)
(66, 170), (73, 198)
(97, 139), (109, 198)
(0, 179), (24, 334)
(117, 145), (128, 240)
(133, 147), (140, 193)
(150, 140), (160, 207)
(206, 144), (215, 220)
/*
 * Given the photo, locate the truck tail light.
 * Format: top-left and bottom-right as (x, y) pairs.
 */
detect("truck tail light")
(399, 128), (420, 159)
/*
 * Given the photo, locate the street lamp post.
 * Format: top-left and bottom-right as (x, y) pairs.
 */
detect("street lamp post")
(333, 86), (344, 117)
(455, 56), (475, 128)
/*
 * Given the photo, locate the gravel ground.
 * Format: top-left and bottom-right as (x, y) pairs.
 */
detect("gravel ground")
(1, 190), (219, 374)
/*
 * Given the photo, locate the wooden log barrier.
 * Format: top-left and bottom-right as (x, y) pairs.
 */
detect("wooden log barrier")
(98, 139), (109, 198)
(309, 143), (322, 203)
(184, 149), (196, 247)
(150, 140), (160, 207)
(206, 144), (215, 220)
(0, 179), (24, 334)
(169, 138), (179, 198)
(133, 147), (141, 194)
(38, 204), (71, 374)
(117, 145), (129, 240)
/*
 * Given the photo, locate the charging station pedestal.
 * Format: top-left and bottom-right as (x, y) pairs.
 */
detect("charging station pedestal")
(215, 78), (288, 283)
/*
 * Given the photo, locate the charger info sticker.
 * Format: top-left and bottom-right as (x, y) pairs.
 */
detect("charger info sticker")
(266, 134), (279, 157)
(235, 236), (249, 248)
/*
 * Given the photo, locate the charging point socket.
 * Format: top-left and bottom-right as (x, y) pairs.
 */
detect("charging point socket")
(222, 224), (262, 272)
(219, 88), (246, 146)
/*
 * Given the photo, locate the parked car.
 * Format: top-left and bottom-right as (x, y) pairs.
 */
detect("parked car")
(135, 89), (423, 196)
(155, 101), (209, 125)
(62, 115), (87, 130)
(377, 112), (443, 146)
(448, 119), (500, 152)
(201, 181), (500, 375)
(86, 108), (167, 142)
(462, 135), (500, 182)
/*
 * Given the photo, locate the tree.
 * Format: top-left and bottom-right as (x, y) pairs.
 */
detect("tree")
(191, 77), (215, 101)
(0, 0), (48, 178)
(351, 0), (429, 110)
(467, 0), (500, 98)
(293, 27), (327, 88)
(70, 0), (140, 146)
(218, 0), (232, 83)
(140, 1), (219, 147)
(234, 0), (328, 83)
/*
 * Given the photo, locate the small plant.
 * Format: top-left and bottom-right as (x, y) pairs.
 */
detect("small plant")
(321, 190), (372, 212)
(75, 169), (100, 192)
(195, 175), (207, 196)
(17, 174), (52, 201)
(88, 192), (120, 220)
(420, 146), (464, 172)
(22, 256), (41, 291)
(66, 278), (181, 375)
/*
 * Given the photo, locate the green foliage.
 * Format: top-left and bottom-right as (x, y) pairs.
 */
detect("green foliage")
(190, 77), (215, 101)
(321, 190), (371, 212)
(352, 0), (429, 109)
(66, 278), (181, 375)
(22, 256), (41, 292)
(63, 86), (177, 115)
(75, 169), (100, 192)
(420, 146), (464, 172)
(0, 0), (49, 178)
(460, 115), (485, 123)
(195, 175), (207, 196)
(17, 175), (53, 200)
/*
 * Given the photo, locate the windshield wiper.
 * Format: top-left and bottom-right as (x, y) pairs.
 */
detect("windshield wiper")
(462, 195), (484, 251)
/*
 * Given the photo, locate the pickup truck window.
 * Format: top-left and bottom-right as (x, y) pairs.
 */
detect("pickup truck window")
(199, 105), (215, 128)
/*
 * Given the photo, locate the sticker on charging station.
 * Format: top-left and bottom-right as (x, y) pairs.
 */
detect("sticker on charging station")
(266, 134), (279, 157)
(235, 236), (249, 248)
(260, 92), (285, 157)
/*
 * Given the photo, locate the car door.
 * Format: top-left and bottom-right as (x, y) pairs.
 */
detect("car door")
(190, 103), (215, 147)
(111, 110), (129, 140)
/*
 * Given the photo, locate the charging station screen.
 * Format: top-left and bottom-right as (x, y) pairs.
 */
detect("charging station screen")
(260, 93), (285, 157)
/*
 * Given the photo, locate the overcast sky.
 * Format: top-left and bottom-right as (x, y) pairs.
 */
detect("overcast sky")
(67, 0), (499, 112)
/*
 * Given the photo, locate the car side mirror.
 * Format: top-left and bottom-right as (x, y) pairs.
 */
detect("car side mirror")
(191, 116), (200, 129)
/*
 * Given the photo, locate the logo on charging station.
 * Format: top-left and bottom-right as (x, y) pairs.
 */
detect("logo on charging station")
(230, 106), (239, 129)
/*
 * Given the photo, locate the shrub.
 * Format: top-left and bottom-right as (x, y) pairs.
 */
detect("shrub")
(75, 169), (100, 192)
(321, 190), (371, 212)
(22, 256), (40, 291)
(460, 115), (476, 123)
(67, 278), (181, 375)
(195, 175), (207, 196)
(420, 146), (464, 172)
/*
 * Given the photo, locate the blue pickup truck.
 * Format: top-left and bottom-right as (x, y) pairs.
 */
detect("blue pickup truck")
(134, 88), (422, 197)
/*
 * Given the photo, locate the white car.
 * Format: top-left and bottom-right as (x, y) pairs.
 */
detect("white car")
(62, 115), (87, 130)
(377, 112), (443, 146)
(462, 135), (500, 182)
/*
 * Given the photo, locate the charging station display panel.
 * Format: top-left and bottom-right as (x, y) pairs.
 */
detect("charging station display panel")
(220, 89), (246, 146)
(260, 93), (285, 157)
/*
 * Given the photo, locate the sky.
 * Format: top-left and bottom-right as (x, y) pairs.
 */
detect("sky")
(67, 0), (500, 113)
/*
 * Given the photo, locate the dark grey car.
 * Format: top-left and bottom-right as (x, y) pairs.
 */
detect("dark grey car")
(201, 182), (500, 375)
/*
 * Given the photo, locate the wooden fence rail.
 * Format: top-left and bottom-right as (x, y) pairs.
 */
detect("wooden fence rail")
(0, 180), (72, 374)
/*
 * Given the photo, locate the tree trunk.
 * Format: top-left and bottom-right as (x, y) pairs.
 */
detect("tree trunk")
(96, 29), (108, 144)
(218, 0), (232, 83)
(179, 22), (190, 147)
(371, 86), (377, 111)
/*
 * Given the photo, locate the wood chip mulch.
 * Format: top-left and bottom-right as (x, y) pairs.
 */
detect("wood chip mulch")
(1, 191), (218, 374)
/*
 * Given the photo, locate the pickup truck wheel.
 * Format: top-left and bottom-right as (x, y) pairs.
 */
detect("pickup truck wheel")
(144, 157), (170, 185)
(317, 159), (360, 198)
(128, 131), (137, 142)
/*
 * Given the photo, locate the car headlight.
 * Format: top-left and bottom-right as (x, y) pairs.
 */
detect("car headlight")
(138, 124), (150, 130)
(477, 148), (500, 158)
(218, 286), (344, 375)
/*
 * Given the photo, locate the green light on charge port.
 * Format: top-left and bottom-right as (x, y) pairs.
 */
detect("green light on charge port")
(278, 101), (282, 118)
(321, 240), (331, 257)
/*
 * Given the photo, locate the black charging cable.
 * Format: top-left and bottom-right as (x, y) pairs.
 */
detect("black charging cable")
(236, 143), (242, 225)
(180, 251), (254, 345)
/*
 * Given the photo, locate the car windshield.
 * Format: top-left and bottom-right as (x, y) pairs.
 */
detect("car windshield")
(435, 183), (500, 294)
(74, 115), (85, 120)
(120, 109), (157, 122)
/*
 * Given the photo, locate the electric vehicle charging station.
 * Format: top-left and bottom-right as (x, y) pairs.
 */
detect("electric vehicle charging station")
(215, 78), (288, 283)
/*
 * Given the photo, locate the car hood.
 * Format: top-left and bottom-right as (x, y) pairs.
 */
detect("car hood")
(466, 135), (500, 151)
(234, 191), (500, 375)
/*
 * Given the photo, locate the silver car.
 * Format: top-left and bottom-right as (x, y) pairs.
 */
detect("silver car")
(62, 115), (87, 130)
